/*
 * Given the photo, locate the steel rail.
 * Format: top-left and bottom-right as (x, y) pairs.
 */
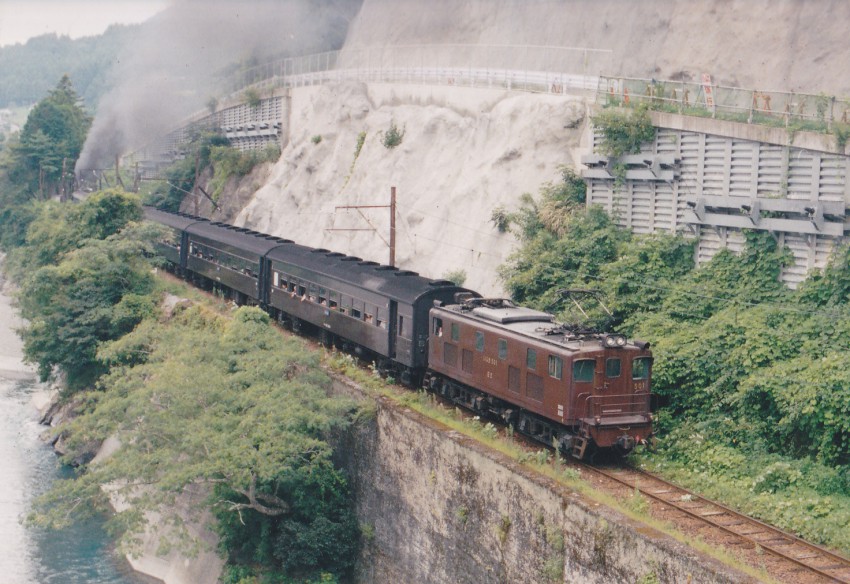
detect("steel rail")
(581, 464), (850, 583)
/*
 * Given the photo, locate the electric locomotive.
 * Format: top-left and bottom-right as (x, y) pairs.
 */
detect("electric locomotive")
(425, 297), (652, 458)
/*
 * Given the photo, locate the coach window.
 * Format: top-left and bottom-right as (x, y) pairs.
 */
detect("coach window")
(273, 272), (280, 287)
(365, 312), (374, 324)
(632, 357), (651, 380)
(399, 315), (405, 338)
(351, 307), (362, 319)
(606, 358), (621, 378)
(451, 323), (459, 341)
(573, 359), (596, 383)
(328, 291), (338, 309)
(433, 317), (443, 337)
(475, 331), (485, 352)
(318, 287), (327, 306)
(497, 339), (508, 360)
(548, 355), (563, 380)
(526, 348), (537, 370)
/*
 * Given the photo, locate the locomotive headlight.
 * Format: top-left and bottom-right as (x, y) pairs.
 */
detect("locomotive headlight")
(603, 334), (626, 348)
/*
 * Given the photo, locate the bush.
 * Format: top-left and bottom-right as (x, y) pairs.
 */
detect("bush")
(592, 104), (656, 157)
(381, 120), (405, 149)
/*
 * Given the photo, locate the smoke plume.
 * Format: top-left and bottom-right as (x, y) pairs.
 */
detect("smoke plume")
(77, 0), (362, 172)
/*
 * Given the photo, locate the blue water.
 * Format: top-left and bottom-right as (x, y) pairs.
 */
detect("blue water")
(0, 378), (154, 584)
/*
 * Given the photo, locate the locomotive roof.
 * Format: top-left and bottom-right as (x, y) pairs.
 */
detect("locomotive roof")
(437, 300), (639, 352)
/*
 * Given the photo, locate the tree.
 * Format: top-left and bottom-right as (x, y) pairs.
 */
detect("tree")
(10, 74), (92, 196)
(17, 220), (160, 390)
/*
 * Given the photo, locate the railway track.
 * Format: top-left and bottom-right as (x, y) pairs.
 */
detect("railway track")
(578, 463), (850, 583)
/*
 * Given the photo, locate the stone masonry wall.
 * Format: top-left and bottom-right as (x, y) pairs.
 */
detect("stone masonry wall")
(331, 378), (753, 584)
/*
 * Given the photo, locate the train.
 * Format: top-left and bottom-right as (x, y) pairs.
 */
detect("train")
(143, 206), (653, 459)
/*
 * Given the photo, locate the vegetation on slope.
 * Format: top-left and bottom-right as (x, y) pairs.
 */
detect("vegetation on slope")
(496, 170), (850, 553)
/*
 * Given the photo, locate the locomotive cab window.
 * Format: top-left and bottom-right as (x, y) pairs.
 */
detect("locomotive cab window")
(605, 358), (621, 378)
(497, 339), (508, 360)
(433, 317), (443, 337)
(475, 331), (485, 352)
(451, 323), (459, 341)
(548, 355), (563, 380)
(526, 348), (537, 370)
(573, 359), (596, 383)
(632, 357), (651, 380)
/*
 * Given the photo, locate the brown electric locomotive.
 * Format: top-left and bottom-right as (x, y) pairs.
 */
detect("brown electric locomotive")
(424, 297), (653, 458)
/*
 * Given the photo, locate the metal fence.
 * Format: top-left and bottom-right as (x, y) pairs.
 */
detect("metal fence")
(222, 44), (612, 96)
(597, 76), (850, 132)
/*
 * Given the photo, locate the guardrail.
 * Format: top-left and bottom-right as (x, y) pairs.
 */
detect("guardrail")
(597, 76), (850, 134)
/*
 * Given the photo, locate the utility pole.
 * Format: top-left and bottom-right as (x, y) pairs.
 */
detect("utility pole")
(329, 186), (398, 266)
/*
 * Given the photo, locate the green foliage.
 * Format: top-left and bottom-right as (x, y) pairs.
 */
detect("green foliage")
(490, 206), (510, 232)
(208, 145), (281, 202)
(16, 216), (159, 390)
(353, 131), (366, 161)
(442, 269), (467, 287)
(381, 120), (405, 149)
(311, 134), (322, 145)
(32, 304), (360, 579)
(591, 104), (656, 158)
(8, 75), (92, 197)
(244, 88), (262, 109)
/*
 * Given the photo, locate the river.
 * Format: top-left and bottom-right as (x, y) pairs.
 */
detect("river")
(0, 261), (151, 584)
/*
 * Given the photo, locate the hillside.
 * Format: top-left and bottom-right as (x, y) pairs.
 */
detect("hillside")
(344, 0), (850, 96)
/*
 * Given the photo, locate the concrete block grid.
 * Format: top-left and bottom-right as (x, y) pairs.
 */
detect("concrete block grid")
(584, 115), (849, 288)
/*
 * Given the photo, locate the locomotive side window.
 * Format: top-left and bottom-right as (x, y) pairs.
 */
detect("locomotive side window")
(606, 358), (621, 378)
(451, 323), (459, 341)
(497, 339), (507, 360)
(526, 348), (537, 370)
(632, 357), (651, 380)
(548, 355), (563, 380)
(433, 317), (443, 336)
(573, 359), (596, 383)
(475, 331), (485, 352)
